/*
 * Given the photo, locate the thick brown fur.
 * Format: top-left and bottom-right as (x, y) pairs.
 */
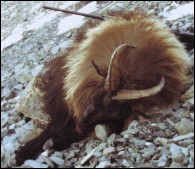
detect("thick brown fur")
(65, 10), (189, 119)
(15, 10), (189, 165)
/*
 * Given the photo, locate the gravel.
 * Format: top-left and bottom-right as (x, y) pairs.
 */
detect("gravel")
(1, 1), (194, 168)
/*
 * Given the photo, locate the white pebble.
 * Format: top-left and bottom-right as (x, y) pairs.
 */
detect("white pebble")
(95, 125), (109, 141)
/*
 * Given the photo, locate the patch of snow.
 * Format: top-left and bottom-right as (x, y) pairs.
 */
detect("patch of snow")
(1, 1), (95, 51)
(57, 1), (98, 35)
(27, 12), (58, 30)
(1, 25), (25, 51)
(24, 1), (83, 31)
(166, 2), (194, 21)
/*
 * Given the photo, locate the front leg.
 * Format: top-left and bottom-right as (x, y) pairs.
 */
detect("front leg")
(50, 127), (87, 151)
(15, 126), (51, 166)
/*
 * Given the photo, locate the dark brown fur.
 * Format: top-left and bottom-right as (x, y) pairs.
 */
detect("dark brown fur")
(15, 11), (189, 165)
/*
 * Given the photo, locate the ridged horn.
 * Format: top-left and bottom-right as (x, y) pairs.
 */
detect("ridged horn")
(112, 76), (165, 100)
(104, 44), (136, 94)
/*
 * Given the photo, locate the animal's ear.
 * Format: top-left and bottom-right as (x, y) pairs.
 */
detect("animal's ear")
(92, 60), (101, 76)
(104, 44), (136, 95)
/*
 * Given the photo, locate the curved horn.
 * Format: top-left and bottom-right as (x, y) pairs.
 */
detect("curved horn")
(104, 44), (136, 95)
(112, 76), (165, 100)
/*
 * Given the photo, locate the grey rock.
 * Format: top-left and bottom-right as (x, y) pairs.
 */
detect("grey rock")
(85, 142), (93, 154)
(93, 151), (102, 157)
(175, 118), (194, 135)
(8, 155), (17, 167)
(182, 139), (194, 147)
(58, 40), (72, 51)
(171, 149), (185, 163)
(117, 151), (125, 156)
(157, 161), (167, 167)
(181, 147), (189, 156)
(80, 147), (97, 165)
(14, 63), (24, 72)
(65, 31), (72, 38)
(170, 161), (183, 168)
(145, 142), (155, 148)
(188, 165), (194, 168)
(107, 133), (116, 145)
(157, 123), (167, 130)
(189, 150), (194, 158)
(154, 137), (170, 148)
(15, 72), (33, 83)
(64, 159), (72, 167)
(50, 155), (65, 166)
(190, 113), (194, 121)
(99, 156), (106, 162)
(135, 163), (154, 168)
(122, 159), (131, 167)
(183, 157), (189, 166)
(66, 151), (75, 159)
(116, 138), (126, 142)
(1, 128), (8, 138)
(140, 148), (155, 160)
(95, 161), (111, 168)
(50, 46), (59, 55)
(24, 160), (48, 168)
(188, 157), (194, 167)
(171, 133), (194, 142)
(40, 155), (55, 168)
(135, 140), (146, 149)
(170, 143), (181, 153)
(1, 114), (9, 128)
(127, 148), (135, 154)
(2, 88), (12, 99)
(173, 108), (186, 118)
(41, 150), (51, 157)
(187, 144), (194, 151)
(31, 65), (43, 76)
(75, 165), (85, 168)
(70, 158), (77, 163)
(53, 151), (63, 158)
(127, 120), (139, 134)
(4, 141), (20, 154)
(132, 153), (142, 162)
(12, 84), (23, 91)
(96, 143), (107, 152)
(123, 133), (134, 139)
(157, 154), (168, 167)
(103, 147), (115, 155)
(43, 44), (51, 52)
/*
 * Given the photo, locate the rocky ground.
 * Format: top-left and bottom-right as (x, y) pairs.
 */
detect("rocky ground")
(1, 1), (194, 168)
